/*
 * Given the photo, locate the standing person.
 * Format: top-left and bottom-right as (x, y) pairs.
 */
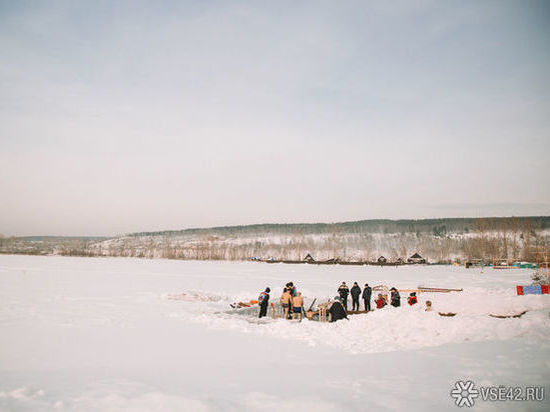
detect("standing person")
(292, 292), (304, 320)
(425, 301), (433, 312)
(280, 287), (293, 319)
(337, 282), (350, 310)
(350, 282), (361, 311)
(390, 287), (401, 307)
(258, 288), (270, 318)
(407, 292), (418, 306)
(362, 283), (372, 311)
(328, 297), (348, 322)
(285, 282), (297, 298)
(289, 282), (296, 297)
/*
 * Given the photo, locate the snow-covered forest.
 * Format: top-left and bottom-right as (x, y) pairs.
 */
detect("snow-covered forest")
(2, 217), (549, 263)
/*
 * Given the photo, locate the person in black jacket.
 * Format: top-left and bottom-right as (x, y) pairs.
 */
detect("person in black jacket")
(328, 297), (348, 322)
(350, 282), (361, 311)
(362, 283), (372, 311)
(258, 287), (270, 318)
(390, 287), (401, 307)
(337, 282), (350, 310)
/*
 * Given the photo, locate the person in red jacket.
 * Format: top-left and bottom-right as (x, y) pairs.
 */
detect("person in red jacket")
(375, 294), (387, 309)
(407, 292), (418, 306)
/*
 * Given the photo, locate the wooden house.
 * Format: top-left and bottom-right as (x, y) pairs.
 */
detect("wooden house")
(304, 253), (315, 262)
(407, 253), (426, 264)
(377, 256), (387, 264)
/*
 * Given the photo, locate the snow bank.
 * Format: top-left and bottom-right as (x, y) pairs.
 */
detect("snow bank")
(171, 290), (550, 354)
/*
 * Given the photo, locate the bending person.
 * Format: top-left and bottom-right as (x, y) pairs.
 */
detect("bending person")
(328, 297), (348, 322)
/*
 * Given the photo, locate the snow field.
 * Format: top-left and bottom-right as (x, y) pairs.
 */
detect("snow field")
(0, 255), (549, 411)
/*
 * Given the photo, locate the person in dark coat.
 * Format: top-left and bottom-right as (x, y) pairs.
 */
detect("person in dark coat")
(362, 283), (372, 311)
(337, 282), (350, 310)
(350, 282), (361, 311)
(258, 287), (270, 318)
(328, 297), (348, 322)
(390, 287), (401, 307)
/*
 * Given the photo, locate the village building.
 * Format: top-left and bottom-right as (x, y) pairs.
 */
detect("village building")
(408, 253), (426, 264)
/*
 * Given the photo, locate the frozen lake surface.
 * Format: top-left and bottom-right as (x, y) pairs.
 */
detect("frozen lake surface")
(1, 255), (549, 411)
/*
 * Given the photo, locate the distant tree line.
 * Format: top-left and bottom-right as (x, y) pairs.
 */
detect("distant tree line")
(128, 216), (550, 238)
(1, 217), (548, 263)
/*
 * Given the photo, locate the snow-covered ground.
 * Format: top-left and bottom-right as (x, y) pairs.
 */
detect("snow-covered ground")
(0, 255), (549, 411)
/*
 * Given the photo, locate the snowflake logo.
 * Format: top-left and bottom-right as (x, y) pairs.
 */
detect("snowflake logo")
(450, 380), (479, 407)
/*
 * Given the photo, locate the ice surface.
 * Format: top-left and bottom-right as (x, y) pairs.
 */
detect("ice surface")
(0, 255), (549, 411)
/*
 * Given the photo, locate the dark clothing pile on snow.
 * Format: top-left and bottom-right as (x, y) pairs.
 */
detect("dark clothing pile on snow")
(328, 301), (348, 322)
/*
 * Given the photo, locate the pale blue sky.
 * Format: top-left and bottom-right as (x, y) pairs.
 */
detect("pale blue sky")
(1, 0), (549, 236)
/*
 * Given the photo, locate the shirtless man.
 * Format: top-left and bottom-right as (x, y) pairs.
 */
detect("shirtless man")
(280, 289), (293, 319)
(292, 292), (304, 320)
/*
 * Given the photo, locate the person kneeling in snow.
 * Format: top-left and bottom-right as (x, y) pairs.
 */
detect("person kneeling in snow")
(407, 292), (417, 306)
(425, 300), (432, 312)
(375, 294), (387, 309)
(328, 297), (348, 322)
(390, 287), (401, 307)
(258, 288), (270, 318)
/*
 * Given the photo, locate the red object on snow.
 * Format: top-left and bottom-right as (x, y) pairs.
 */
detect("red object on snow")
(516, 286), (524, 295)
(375, 298), (386, 308)
(516, 285), (550, 295)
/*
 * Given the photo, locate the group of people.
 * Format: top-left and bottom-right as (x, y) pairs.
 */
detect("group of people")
(374, 287), (405, 309)
(257, 281), (434, 321)
(337, 282), (425, 311)
(336, 282), (372, 311)
(258, 282), (305, 320)
(280, 282), (305, 320)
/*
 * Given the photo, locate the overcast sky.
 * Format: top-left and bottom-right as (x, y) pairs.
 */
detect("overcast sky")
(1, 0), (549, 236)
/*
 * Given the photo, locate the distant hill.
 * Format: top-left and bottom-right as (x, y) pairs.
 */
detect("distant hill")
(2, 216), (548, 263)
(128, 216), (550, 237)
